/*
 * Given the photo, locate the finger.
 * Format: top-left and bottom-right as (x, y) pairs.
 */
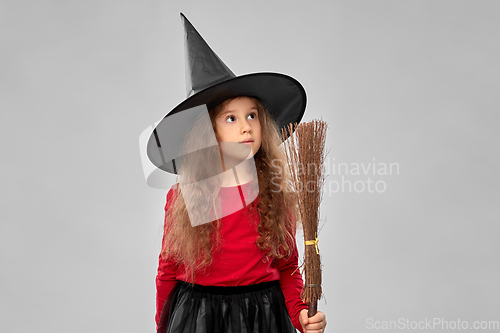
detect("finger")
(300, 309), (309, 325)
(304, 322), (324, 331)
(307, 311), (325, 323)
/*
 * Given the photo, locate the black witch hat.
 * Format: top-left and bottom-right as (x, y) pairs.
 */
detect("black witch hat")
(146, 13), (306, 175)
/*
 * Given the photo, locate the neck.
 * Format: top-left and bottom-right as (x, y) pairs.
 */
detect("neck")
(220, 159), (256, 187)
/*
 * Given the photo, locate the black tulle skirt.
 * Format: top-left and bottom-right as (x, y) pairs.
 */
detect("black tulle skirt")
(157, 280), (297, 333)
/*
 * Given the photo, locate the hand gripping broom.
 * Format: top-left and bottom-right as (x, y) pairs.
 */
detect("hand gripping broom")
(282, 119), (328, 317)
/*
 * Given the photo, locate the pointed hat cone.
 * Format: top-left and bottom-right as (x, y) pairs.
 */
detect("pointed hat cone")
(181, 13), (236, 97)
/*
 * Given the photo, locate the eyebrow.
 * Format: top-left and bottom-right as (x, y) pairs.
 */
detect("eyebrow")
(220, 107), (258, 117)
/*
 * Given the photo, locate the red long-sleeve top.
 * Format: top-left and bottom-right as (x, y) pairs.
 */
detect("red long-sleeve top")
(155, 181), (308, 332)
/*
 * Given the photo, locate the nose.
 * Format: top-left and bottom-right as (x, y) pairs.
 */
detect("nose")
(240, 119), (252, 133)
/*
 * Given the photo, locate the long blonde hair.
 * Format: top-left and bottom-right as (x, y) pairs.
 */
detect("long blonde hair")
(161, 96), (299, 283)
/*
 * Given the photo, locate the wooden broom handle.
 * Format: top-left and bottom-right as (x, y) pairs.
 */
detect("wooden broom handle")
(308, 297), (317, 317)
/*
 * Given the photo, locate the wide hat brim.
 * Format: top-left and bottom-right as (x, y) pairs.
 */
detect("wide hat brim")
(146, 72), (306, 175)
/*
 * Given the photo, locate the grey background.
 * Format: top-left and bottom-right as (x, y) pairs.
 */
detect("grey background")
(1, 1), (499, 332)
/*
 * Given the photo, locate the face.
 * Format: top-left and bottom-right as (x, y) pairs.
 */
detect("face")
(214, 97), (262, 160)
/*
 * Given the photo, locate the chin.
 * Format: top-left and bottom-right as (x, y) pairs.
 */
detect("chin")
(244, 150), (255, 160)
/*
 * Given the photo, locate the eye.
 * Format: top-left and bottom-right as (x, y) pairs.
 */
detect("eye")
(225, 115), (236, 123)
(248, 112), (257, 120)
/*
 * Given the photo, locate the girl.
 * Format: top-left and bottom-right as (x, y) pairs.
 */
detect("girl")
(155, 96), (326, 333)
(146, 13), (327, 333)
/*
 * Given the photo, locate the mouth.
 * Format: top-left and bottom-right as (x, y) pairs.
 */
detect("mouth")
(240, 139), (254, 143)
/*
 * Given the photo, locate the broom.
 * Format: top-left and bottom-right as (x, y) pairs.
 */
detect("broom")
(282, 119), (328, 317)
